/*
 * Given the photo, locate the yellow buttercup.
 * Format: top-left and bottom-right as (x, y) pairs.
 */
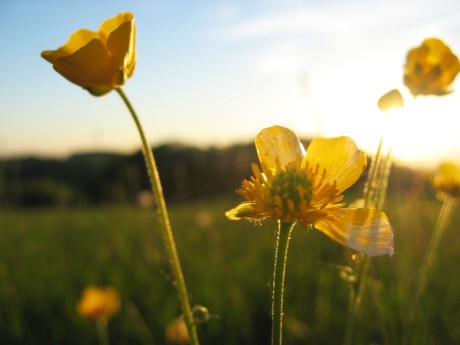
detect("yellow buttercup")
(41, 12), (136, 96)
(76, 285), (121, 320)
(226, 125), (394, 256)
(404, 38), (460, 97)
(433, 162), (460, 199)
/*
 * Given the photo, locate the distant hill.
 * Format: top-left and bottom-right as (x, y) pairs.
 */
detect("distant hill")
(0, 141), (434, 207)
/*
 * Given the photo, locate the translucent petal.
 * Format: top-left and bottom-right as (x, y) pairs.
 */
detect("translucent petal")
(433, 162), (460, 197)
(377, 89), (404, 112)
(106, 15), (136, 76)
(225, 202), (261, 221)
(304, 136), (366, 194)
(255, 126), (305, 174)
(99, 12), (133, 39)
(41, 29), (100, 62)
(314, 208), (394, 256)
(52, 39), (114, 91)
(404, 38), (460, 96)
(424, 38), (451, 63)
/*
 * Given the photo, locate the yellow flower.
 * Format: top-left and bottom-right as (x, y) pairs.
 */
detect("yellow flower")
(41, 12), (136, 96)
(403, 38), (460, 97)
(76, 285), (121, 320)
(226, 126), (394, 256)
(165, 317), (190, 344)
(433, 162), (460, 199)
(377, 89), (404, 112)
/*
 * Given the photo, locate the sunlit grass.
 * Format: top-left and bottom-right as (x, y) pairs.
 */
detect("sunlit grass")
(1, 190), (460, 344)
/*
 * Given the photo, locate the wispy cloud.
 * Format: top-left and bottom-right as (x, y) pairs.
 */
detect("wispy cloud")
(215, 0), (459, 43)
(218, 7), (354, 40)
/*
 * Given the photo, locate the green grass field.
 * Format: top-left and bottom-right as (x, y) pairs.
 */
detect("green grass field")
(1, 191), (459, 345)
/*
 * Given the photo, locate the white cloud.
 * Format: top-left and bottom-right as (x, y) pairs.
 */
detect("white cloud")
(220, 8), (354, 39)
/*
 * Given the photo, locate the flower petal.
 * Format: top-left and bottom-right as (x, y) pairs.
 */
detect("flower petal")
(404, 38), (460, 96)
(41, 29), (100, 62)
(99, 13), (132, 39)
(51, 39), (114, 93)
(304, 136), (366, 194)
(106, 13), (136, 79)
(433, 162), (460, 198)
(377, 89), (404, 112)
(255, 126), (305, 174)
(225, 202), (264, 221)
(314, 208), (394, 256)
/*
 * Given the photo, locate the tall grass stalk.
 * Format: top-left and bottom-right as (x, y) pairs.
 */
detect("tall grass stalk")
(271, 221), (296, 345)
(343, 134), (393, 345)
(115, 87), (199, 345)
(403, 195), (456, 344)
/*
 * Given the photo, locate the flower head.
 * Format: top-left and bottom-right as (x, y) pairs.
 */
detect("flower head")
(433, 162), (460, 200)
(76, 285), (121, 320)
(403, 38), (460, 97)
(41, 12), (136, 96)
(165, 317), (190, 344)
(377, 89), (404, 112)
(226, 126), (394, 256)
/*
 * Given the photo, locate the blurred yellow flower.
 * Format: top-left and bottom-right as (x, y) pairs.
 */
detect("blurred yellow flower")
(77, 285), (121, 320)
(41, 12), (136, 96)
(404, 38), (460, 97)
(433, 162), (460, 199)
(165, 317), (190, 344)
(377, 89), (404, 112)
(226, 126), (394, 256)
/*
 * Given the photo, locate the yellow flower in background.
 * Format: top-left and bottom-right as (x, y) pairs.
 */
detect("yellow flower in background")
(77, 285), (121, 320)
(404, 38), (460, 97)
(377, 89), (404, 112)
(433, 162), (460, 199)
(41, 12), (136, 96)
(165, 317), (190, 345)
(226, 126), (394, 256)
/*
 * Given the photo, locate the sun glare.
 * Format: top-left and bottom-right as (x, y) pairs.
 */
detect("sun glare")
(388, 94), (460, 168)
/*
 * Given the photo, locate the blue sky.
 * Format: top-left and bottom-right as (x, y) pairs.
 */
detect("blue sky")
(1, 0), (460, 168)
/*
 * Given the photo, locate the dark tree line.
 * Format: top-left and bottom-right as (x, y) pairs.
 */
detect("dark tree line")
(0, 143), (259, 207)
(0, 141), (433, 207)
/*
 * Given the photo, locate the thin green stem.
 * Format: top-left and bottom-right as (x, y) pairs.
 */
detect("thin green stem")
(96, 317), (109, 345)
(343, 254), (372, 345)
(115, 87), (199, 345)
(363, 136), (384, 207)
(271, 221), (296, 345)
(403, 196), (456, 344)
(343, 134), (392, 345)
(375, 147), (393, 210)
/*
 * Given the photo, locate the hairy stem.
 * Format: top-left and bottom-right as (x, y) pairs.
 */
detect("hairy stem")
(272, 221), (296, 345)
(115, 87), (199, 345)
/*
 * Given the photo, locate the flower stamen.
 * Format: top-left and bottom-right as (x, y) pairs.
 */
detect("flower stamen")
(269, 166), (313, 217)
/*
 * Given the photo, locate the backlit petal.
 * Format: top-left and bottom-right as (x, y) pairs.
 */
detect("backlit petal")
(99, 13), (132, 39)
(255, 126), (305, 174)
(378, 89), (404, 112)
(106, 13), (136, 77)
(41, 29), (100, 62)
(404, 38), (460, 96)
(225, 202), (263, 221)
(314, 208), (394, 256)
(433, 162), (460, 198)
(52, 39), (114, 91)
(304, 137), (366, 194)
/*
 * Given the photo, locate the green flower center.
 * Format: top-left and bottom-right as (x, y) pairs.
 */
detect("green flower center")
(270, 167), (313, 211)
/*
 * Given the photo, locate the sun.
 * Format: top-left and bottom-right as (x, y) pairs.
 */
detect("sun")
(299, 82), (460, 170)
(387, 94), (460, 169)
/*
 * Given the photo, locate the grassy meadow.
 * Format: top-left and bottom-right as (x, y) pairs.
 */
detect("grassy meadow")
(1, 179), (460, 345)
